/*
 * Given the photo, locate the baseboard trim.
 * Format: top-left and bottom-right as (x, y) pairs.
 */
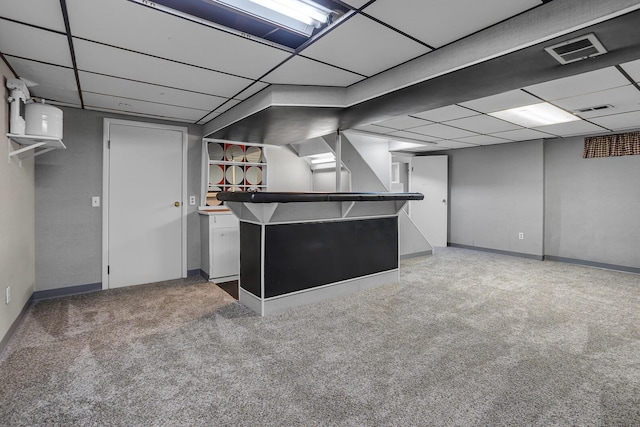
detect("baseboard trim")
(400, 250), (433, 260)
(187, 269), (201, 277)
(33, 282), (102, 301)
(448, 243), (544, 261)
(0, 294), (33, 357)
(199, 269), (210, 280)
(544, 256), (640, 274)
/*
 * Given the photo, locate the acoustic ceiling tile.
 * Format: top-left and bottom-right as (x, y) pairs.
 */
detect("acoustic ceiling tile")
(453, 135), (512, 145)
(352, 124), (396, 134)
(264, 56), (364, 87)
(531, 120), (608, 137)
(74, 39), (254, 99)
(490, 128), (554, 141)
(410, 123), (478, 139)
(234, 82), (270, 100)
(0, 0), (66, 31)
(374, 116), (431, 130)
(412, 105), (479, 122)
(387, 130), (441, 142)
(363, 0), (540, 48)
(524, 67), (629, 101)
(460, 89), (540, 113)
(79, 71), (229, 111)
(66, 0), (290, 79)
(589, 110), (640, 131)
(300, 14), (430, 76)
(83, 92), (208, 122)
(620, 58), (640, 82)
(0, 20), (72, 67)
(7, 57), (80, 105)
(434, 140), (479, 149)
(340, 0), (370, 9)
(445, 114), (521, 134)
(550, 85), (640, 113)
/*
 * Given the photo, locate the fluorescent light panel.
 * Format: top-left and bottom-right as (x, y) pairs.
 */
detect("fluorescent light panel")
(489, 102), (580, 127)
(250, 0), (330, 26)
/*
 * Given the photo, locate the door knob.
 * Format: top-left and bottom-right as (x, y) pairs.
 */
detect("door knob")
(174, 201), (180, 207)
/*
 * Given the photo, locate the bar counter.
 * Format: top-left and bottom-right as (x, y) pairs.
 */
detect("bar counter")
(216, 192), (424, 316)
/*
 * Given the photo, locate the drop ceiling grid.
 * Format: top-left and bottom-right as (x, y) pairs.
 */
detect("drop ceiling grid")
(72, 39), (257, 99)
(65, 0), (292, 81)
(620, 58), (640, 82)
(362, 0), (541, 49)
(0, 20), (73, 67)
(0, 0), (66, 32)
(78, 71), (231, 112)
(262, 55), (365, 87)
(299, 14), (431, 77)
(7, 57), (80, 106)
(524, 67), (630, 101)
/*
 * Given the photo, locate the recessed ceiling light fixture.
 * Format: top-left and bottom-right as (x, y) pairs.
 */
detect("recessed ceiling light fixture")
(489, 102), (580, 127)
(249, 0), (330, 27)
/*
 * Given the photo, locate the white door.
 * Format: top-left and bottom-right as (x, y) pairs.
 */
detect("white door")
(410, 156), (448, 247)
(104, 121), (186, 289)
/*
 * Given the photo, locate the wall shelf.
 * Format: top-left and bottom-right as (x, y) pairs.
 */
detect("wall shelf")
(7, 133), (66, 164)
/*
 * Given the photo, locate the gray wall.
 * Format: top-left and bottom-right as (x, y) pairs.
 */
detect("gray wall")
(35, 107), (203, 291)
(1, 64), (35, 344)
(445, 140), (545, 257)
(545, 136), (640, 268)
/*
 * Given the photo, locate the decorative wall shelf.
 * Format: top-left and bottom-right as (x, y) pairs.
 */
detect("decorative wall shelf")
(7, 133), (66, 164)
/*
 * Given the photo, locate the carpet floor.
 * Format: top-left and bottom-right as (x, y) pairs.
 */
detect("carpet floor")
(1, 247), (639, 426)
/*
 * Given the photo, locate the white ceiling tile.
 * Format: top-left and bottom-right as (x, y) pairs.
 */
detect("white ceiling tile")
(340, 0), (370, 8)
(352, 124), (395, 134)
(410, 123), (478, 139)
(387, 130), (441, 142)
(404, 145), (443, 152)
(300, 14), (430, 76)
(412, 105), (479, 122)
(214, 99), (241, 114)
(620, 58), (640, 82)
(0, 20), (72, 67)
(198, 111), (221, 125)
(0, 0), (66, 31)
(551, 85), (640, 113)
(264, 56), (364, 87)
(7, 57), (80, 105)
(575, 103), (640, 120)
(525, 67), (629, 101)
(589, 111), (640, 132)
(454, 135), (512, 145)
(445, 114), (521, 134)
(490, 128), (554, 141)
(74, 39), (254, 98)
(65, 0), (291, 79)
(79, 71), (229, 111)
(532, 120), (608, 137)
(364, 0), (539, 48)
(433, 140), (479, 149)
(374, 116), (431, 130)
(83, 92), (207, 122)
(460, 89), (540, 113)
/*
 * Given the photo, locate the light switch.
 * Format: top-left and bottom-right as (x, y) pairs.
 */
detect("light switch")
(92, 196), (100, 207)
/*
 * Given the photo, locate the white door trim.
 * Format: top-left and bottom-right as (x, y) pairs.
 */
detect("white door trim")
(102, 118), (188, 290)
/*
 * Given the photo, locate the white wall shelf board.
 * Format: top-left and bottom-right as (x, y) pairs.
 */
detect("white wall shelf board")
(7, 133), (66, 164)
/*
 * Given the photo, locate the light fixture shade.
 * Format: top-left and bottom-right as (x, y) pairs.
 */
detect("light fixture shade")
(489, 102), (580, 127)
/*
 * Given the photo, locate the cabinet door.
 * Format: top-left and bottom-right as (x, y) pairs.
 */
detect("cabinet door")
(211, 227), (240, 279)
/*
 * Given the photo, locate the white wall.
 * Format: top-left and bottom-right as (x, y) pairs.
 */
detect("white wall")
(1, 65), (36, 346)
(264, 145), (313, 191)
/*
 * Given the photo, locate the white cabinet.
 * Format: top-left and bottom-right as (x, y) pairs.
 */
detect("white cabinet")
(199, 212), (239, 282)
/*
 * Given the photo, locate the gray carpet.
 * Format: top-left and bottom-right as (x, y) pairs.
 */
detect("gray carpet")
(1, 247), (639, 426)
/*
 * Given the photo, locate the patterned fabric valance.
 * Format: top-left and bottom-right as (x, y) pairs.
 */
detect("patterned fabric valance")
(583, 131), (640, 158)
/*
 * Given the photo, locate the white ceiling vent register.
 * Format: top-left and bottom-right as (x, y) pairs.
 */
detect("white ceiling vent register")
(545, 33), (607, 65)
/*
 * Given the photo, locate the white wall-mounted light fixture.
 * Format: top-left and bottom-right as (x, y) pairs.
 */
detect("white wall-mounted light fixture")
(249, 0), (330, 27)
(489, 102), (580, 127)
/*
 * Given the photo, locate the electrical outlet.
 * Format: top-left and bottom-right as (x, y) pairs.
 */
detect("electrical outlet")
(189, 196), (196, 206)
(92, 196), (101, 207)
(518, 232), (524, 240)
(5, 286), (10, 305)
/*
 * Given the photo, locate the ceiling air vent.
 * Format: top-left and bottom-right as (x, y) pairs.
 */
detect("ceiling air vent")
(574, 104), (613, 113)
(545, 33), (607, 65)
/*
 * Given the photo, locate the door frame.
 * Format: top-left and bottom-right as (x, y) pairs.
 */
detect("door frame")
(102, 118), (188, 290)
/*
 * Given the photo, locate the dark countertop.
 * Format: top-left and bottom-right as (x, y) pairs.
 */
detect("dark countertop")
(216, 191), (424, 203)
